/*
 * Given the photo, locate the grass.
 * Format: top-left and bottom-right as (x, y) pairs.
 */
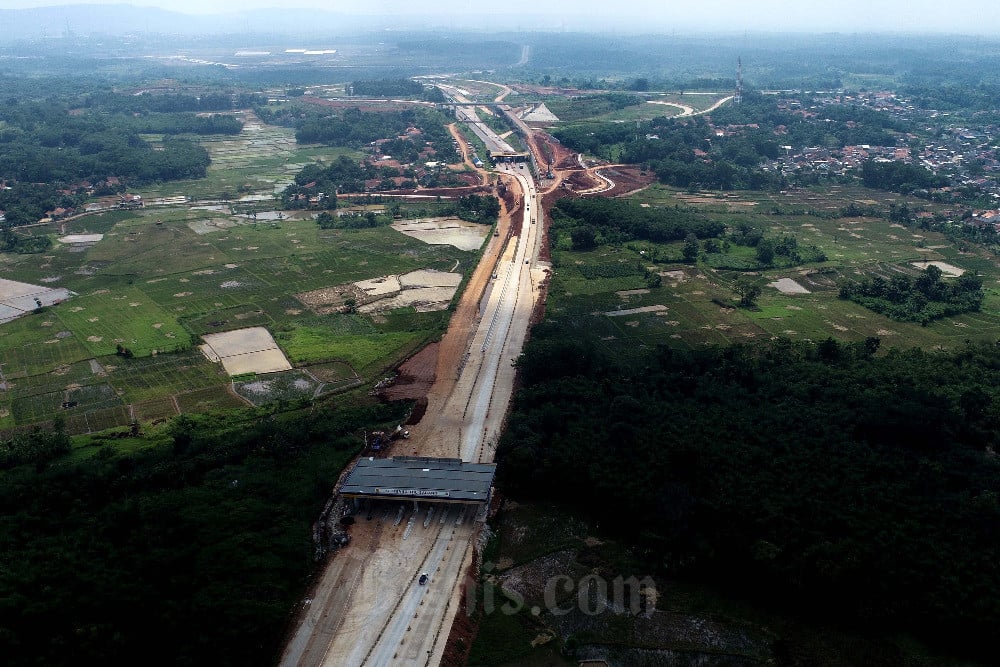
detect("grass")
(103, 349), (228, 403)
(0, 107), (477, 431)
(53, 287), (191, 357)
(0, 315), (94, 377)
(545, 184), (1000, 352)
(140, 118), (361, 202)
(0, 187), (469, 430)
(234, 369), (320, 406)
(544, 92), (729, 124)
(175, 386), (249, 413)
(276, 328), (420, 372)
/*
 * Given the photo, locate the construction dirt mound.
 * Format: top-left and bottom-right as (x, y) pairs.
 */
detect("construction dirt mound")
(382, 341), (439, 403)
(529, 132), (577, 170)
(601, 166), (656, 197)
(565, 170), (602, 190)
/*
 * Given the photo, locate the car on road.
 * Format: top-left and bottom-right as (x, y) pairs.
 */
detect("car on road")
(418, 573), (429, 585)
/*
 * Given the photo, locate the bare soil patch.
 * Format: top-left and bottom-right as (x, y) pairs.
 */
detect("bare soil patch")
(200, 326), (292, 375)
(382, 342), (438, 402)
(602, 305), (668, 317)
(391, 218), (489, 251)
(58, 234), (104, 244)
(910, 260), (965, 277)
(299, 270), (462, 316)
(399, 270), (462, 289)
(295, 285), (364, 315)
(600, 166), (656, 197)
(354, 275), (402, 297)
(768, 278), (811, 294)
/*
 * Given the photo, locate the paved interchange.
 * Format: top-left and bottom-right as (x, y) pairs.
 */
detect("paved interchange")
(279, 88), (545, 667)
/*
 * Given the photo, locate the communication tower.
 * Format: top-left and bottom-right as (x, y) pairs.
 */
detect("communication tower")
(735, 57), (744, 105)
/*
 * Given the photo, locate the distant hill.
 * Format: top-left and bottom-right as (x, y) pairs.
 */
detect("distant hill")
(0, 4), (380, 39)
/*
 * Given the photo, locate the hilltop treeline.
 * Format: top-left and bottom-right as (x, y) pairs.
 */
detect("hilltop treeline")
(499, 332), (1000, 660)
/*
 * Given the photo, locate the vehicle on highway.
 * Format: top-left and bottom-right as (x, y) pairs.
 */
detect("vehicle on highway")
(418, 573), (429, 585)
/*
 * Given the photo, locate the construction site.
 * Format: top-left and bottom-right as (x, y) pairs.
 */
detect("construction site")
(278, 74), (651, 667)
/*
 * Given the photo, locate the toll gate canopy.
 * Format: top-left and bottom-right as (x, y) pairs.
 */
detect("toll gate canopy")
(341, 456), (497, 504)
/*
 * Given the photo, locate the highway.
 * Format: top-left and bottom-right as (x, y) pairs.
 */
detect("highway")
(457, 165), (539, 463)
(280, 79), (545, 667)
(436, 83), (520, 156)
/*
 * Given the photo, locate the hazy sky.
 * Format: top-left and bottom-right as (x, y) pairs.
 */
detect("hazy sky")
(2, 0), (999, 33)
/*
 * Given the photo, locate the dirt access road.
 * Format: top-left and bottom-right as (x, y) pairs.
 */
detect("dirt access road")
(647, 95), (734, 117)
(279, 99), (543, 667)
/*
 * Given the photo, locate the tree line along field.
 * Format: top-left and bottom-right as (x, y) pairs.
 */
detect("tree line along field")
(0, 204), (474, 433)
(543, 184), (1000, 354)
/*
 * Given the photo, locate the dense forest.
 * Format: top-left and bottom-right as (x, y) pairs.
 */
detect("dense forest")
(0, 401), (407, 666)
(0, 92), (233, 226)
(861, 160), (948, 194)
(349, 78), (444, 102)
(449, 194), (501, 224)
(551, 198), (725, 247)
(288, 107), (453, 153)
(498, 330), (1000, 661)
(839, 263), (984, 324)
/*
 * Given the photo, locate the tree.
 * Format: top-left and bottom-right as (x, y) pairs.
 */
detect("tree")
(571, 225), (598, 251)
(756, 239), (775, 266)
(734, 276), (763, 308)
(316, 212), (336, 229)
(630, 77), (650, 91)
(682, 233), (699, 262)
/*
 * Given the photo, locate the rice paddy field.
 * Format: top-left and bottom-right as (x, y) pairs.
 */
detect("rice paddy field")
(140, 110), (360, 202)
(546, 184), (1000, 355)
(0, 122), (477, 433)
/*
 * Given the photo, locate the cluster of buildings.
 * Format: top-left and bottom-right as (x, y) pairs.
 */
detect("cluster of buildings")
(750, 91), (1000, 199)
(50, 193), (144, 221)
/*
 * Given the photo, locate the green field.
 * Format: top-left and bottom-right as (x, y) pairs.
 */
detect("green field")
(546, 184), (1000, 353)
(277, 328), (424, 374)
(544, 92), (729, 124)
(0, 174), (474, 432)
(140, 113), (362, 202)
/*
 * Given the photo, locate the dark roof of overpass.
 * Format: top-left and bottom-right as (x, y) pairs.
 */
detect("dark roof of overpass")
(341, 456), (496, 503)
